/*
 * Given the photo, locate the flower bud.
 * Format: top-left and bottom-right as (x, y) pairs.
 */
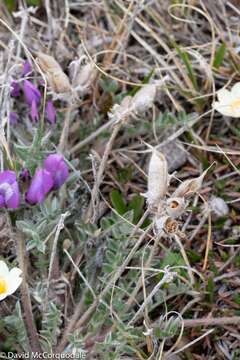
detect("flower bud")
(145, 149), (168, 208)
(19, 168), (31, 182)
(46, 100), (56, 124)
(166, 197), (185, 218)
(10, 81), (20, 97)
(37, 53), (71, 93)
(22, 60), (32, 76)
(23, 80), (41, 122)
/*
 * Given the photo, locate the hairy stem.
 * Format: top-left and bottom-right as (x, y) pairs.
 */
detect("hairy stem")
(17, 232), (42, 353)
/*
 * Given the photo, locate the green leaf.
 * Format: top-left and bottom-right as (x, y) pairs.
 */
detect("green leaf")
(110, 190), (127, 215)
(128, 194), (144, 223)
(4, 302), (29, 351)
(186, 249), (202, 264)
(99, 77), (118, 93)
(40, 303), (62, 351)
(161, 251), (185, 268)
(206, 276), (215, 303)
(175, 45), (198, 91)
(26, 0), (41, 5)
(4, 0), (16, 12)
(213, 43), (226, 69)
(129, 68), (155, 96)
(117, 165), (133, 183)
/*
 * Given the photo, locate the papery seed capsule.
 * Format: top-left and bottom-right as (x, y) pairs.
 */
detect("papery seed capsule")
(132, 84), (156, 113)
(37, 53), (71, 93)
(146, 149), (168, 208)
(164, 217), (179, 234)
(166, 197), (185, 218)
(172, 168), (208, 198)
(74, 62), (96, 89)
(37, 53), (62, 71)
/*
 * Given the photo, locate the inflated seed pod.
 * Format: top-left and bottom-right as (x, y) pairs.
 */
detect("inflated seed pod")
(146, 149), (168, 208)
(166, 197), (185, 218)
(172, 168), (208, 198)
(132, 84), (156, 113)
(37, 53), (71, 93)
(75, 62), (96, 88)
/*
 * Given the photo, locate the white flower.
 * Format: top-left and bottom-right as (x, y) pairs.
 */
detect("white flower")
(0, 260), (22, 301)
(213, 83), (240, 117)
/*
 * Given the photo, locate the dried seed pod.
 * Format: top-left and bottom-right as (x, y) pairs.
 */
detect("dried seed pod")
(74, 62), (96, 89)
(164, 217), (179, 234)
(132, 84), (156, 113)
(155, 216), (179, 235)
(37, 53), (71, 93)
(145, 149), (168, 208)
(166, 197), (186, 218)
(172, 168), (208, 198)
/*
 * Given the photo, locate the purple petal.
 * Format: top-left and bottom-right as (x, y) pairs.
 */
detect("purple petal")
(26, 169), (53, 205)
(10, 81), (20, 97)
(5, 181), (20, 209)
(46, 100), (56, 124)
(0, 195), (5, 208)
(22, 60), (32, 76)
(0, 171), (20, 209)
(44, 154), (69, 189)
(30, 100), (39, 122)
(23, 80), (41, 106)
(0, 170), (17, 185)
(9, 112), (19, 125)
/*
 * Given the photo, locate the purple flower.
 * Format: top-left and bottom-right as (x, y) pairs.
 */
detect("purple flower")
(44, 154), (69, 190)
(23, 80), (41, 106)
(46, 100), (56, 124)
(23, 80), (41, 122)
(30, 99), (39, 122)
(0, 171), (20, 209)
(26, 169), (53, 205)
(9, 112), (19, 125)
(10, 81), (20, 97)
(22, 60), (32, 76)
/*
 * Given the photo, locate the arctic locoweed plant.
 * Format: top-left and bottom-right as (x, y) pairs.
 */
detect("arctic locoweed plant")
(144, 147), (211, 238)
